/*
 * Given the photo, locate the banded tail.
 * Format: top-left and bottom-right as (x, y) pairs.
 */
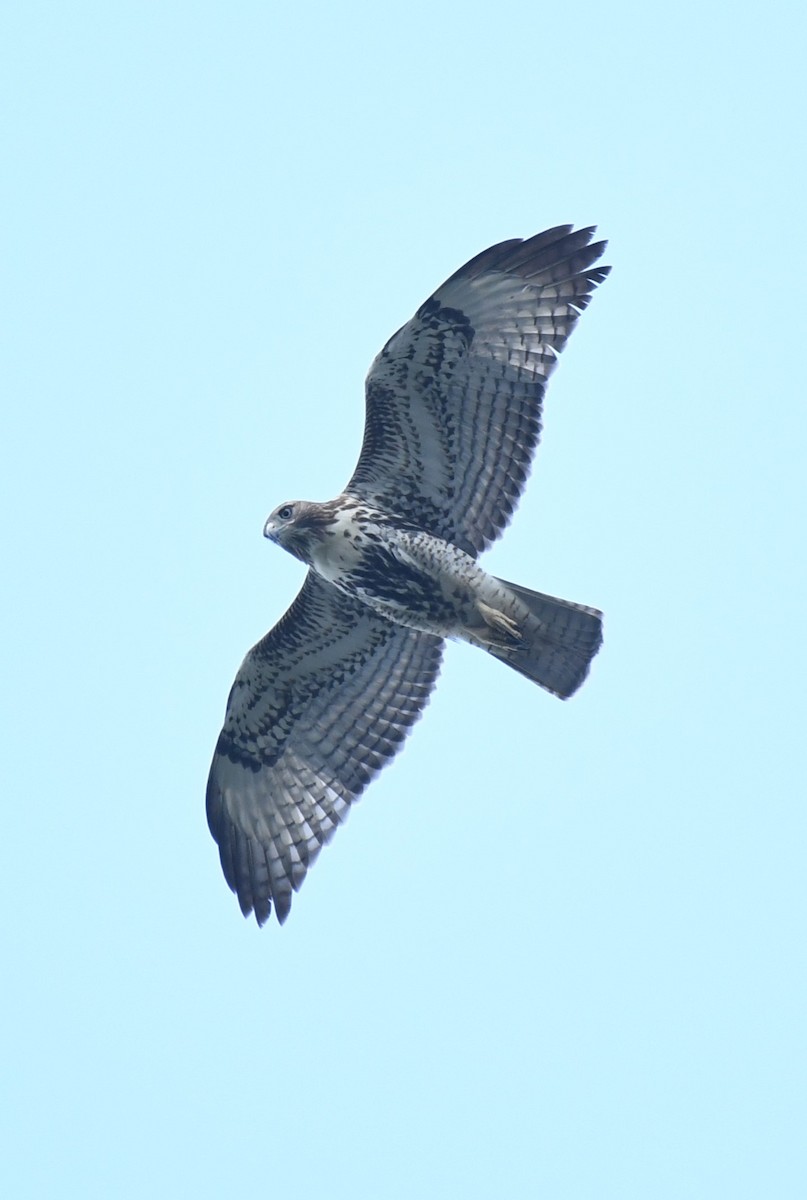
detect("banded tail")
(490, 577), (603, 700)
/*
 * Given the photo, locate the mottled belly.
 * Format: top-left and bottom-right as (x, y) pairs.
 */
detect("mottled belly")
(334, 544), (469, 635)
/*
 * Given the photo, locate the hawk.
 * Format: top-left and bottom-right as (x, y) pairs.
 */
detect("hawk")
(207, 225), (610, 925)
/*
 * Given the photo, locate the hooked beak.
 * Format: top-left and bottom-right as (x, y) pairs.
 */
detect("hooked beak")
(263, 516), (278, 540)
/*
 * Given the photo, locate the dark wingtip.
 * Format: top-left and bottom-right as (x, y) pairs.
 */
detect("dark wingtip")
(273, 891), (292, 925)
(252, 894), (272, 927)
(440, 224), (610, 291)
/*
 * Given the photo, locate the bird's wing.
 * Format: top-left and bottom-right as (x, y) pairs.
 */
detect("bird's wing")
(206, 570), (443, 925)
(347, 225), (609, 556)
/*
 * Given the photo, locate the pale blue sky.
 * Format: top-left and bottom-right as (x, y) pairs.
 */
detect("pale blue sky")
(3, 3), (806, 1197)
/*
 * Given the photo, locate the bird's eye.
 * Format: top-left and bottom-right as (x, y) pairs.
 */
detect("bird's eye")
(278, 505), (294, 520)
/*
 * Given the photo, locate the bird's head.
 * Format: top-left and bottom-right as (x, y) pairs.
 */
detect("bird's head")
(263, 500), (328, 563)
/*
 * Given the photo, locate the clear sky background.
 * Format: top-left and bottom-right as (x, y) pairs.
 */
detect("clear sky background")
(3, 3), (805, 1197)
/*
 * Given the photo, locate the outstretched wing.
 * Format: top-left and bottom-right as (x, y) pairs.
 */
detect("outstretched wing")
(207, 571), (443, 925)
(347, 225), (610, 556)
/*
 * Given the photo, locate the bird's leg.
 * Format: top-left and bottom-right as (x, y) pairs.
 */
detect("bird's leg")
(476, 601), (522, 643)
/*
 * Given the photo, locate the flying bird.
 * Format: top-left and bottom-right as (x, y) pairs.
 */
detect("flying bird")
(207, 225), (610, 925)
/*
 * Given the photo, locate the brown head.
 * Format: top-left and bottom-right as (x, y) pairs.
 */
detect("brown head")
(263, 500), (336, 564)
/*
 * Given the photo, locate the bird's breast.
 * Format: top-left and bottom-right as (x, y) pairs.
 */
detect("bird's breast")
(304, 504), (386, 585)
(307, 529), (365, 584)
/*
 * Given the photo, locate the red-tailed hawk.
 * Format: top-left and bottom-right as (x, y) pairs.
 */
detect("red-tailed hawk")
(208, 225), (610, 925)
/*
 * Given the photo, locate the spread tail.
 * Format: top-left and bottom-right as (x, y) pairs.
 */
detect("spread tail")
(489, 577), (603, 699)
